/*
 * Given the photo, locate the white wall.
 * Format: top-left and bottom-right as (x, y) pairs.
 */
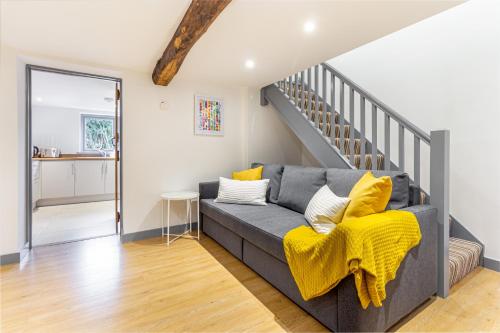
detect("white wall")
(327, 0), (500, 260)
(246, 88), (303, 166)
(32, 105), (113, 154)
(0, 46), (21, 255)
(0, 45), (303, 256)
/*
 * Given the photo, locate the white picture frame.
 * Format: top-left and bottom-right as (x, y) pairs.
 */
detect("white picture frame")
(194, 94), (224, 136)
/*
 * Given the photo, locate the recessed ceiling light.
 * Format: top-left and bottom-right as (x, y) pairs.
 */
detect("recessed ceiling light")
(244, 59), (255, 69)
(304, 20), (316, 33)
(35, 97), (43, 102)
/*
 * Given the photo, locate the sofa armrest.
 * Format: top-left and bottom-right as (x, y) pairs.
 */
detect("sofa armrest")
(401, 205), (437, 244)
(399, 205), (438, 276)
(336, 204), (438, 332)
(199, 181), (219, 200)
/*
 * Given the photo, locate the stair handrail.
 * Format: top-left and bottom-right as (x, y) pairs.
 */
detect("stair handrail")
(321, 62), (430, 144)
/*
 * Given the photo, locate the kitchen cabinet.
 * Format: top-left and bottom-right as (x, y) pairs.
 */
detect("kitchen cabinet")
(104, 160), (115, 195)
(75, 160), (105, 196)
(37, 158), (116, 205)
(40, 161), (75, 199)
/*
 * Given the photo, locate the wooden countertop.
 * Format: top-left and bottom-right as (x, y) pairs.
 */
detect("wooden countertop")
(33, 156), (116, 161)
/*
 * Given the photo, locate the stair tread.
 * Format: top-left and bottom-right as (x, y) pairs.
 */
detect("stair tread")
(449, 237), (482, 288)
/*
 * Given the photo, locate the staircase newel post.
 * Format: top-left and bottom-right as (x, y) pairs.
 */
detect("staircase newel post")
(260, 87), (268, 106)
(430, 129), (450, 298)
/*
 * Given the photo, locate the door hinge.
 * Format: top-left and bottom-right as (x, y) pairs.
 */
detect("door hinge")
(115, 88), (121, 101)
(116, 211), (121, 223)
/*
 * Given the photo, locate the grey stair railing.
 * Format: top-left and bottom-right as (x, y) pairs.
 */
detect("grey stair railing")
(265, 63), (450, 298)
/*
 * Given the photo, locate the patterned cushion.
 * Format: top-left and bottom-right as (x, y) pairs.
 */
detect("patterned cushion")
(215, 177), (269, 206)
(304, 185), (350, 234)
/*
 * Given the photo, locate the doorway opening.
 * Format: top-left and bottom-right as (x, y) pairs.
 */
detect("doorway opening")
(26, 65), (122, 248)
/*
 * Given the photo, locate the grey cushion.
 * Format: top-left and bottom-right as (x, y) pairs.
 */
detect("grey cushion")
(200, 199), (307, 262)
(277, 166), (326, 214)
(251, 163), (283, 203)
(326, 168), (410, 209)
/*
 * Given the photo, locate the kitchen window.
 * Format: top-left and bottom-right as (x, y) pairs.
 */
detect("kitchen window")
(81, 114), (115, 152)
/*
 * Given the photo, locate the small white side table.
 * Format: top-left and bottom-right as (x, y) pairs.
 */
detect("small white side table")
(160, 191), (200, 246)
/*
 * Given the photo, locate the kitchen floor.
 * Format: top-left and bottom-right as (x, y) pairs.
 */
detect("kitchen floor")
(32, 201), (117, 246)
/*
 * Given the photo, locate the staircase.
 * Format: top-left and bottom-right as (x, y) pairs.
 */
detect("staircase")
(261, 63), (483, 293)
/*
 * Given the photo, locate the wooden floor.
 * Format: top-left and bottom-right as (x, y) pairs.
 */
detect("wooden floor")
(1, 235), (499, 332)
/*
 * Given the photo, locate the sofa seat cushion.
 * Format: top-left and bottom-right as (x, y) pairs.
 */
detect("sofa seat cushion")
(200, 199), (308, 262)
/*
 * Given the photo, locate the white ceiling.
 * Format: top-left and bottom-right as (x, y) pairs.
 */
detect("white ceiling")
(1, 0), (463, 87)
(32, 70), (116, 112)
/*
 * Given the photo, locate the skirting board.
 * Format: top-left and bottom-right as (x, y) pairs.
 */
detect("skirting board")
(0, 252), (20, 266)
(121, 223), (199, 243)
(483, 257), (500, 272)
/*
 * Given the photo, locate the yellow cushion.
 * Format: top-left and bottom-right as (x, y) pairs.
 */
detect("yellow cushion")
(343, 171), (392, 220)
(232, 166), (263, 181)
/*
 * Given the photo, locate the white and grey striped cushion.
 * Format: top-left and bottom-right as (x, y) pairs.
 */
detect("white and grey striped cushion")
(304, 185), (351, 234)
(215, 177), (269, 206)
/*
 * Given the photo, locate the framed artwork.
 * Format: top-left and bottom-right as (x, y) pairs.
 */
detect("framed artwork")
(194, 95), (224, 136)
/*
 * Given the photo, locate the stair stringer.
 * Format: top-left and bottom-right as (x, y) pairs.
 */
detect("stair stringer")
(262, 84), (352, 168)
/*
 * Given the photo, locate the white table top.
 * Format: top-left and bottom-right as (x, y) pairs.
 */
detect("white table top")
(161, 191), (199, 200)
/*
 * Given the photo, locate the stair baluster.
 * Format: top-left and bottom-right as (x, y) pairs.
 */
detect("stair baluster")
(414, 135), (420, 187)
(294, 73), (299, 106)
(307, 68), (312, 121)
(360, 96), (366, 169)
(384, 114), (391, 170)
(349, 87), (355, 164)
(314, 65), (320, 129)
(371, 105), (378, 171)
(330, 73), (336, 145)
(339, 81), (345, 155)
(300, 71), (305, 114)
(322, 66), (328, 136)
(399, 124), (405, 171)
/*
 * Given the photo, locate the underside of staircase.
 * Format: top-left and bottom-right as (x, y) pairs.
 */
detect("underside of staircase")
(261, 64), (483, 291)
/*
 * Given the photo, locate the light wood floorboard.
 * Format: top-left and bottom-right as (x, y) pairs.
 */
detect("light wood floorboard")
(1, 235), (499, 332)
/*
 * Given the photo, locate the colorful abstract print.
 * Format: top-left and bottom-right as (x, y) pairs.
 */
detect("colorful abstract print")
(196, 96), (223, 135)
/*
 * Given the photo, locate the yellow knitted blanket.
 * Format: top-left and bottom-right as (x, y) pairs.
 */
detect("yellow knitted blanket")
(283, 210), (421, 309)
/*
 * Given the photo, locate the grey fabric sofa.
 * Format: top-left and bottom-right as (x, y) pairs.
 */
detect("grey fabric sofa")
(199, 165), (438, 332)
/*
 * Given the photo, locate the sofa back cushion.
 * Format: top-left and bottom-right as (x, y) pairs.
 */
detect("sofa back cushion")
(326, 168), (410, 209)
(251, 163), (284, 203)
(277, 166), (326, 214)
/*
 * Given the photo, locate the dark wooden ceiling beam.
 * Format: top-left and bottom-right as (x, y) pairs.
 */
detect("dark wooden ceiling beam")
(152, 0), (232, 86)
